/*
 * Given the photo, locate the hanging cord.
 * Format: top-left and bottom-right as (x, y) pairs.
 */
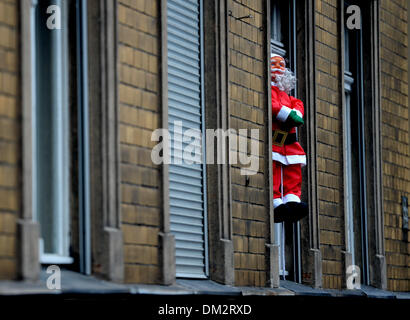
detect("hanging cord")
(280, 164), (286, 280)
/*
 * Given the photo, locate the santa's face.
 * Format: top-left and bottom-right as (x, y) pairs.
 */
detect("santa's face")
(271, 55), (285, 82)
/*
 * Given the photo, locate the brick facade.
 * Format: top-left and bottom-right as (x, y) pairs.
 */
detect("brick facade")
(0, 0), (18, 280)
(112, 0), (410, 291)
(313, 0), (409, 291)
(0, 0), (408, 293)
(118, 0), (162, 284)
(380, 0), (410, 292)
(228, 0), (267, 287)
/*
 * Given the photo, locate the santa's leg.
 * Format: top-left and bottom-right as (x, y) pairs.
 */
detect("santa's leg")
(282, 164), (308, 222)
(273, 160), (289, 223)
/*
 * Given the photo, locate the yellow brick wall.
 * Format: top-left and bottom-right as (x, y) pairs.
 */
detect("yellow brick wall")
(118, 0), (161, 284)
(228, 0), (268, 287)
(118, 0), (269, 286)
(0, 0), (18, 280)
(0, 0), (405, 291)
(380, 0), (410, 292)
(116, 0), (410, 290)
(315, 0), (344, 289)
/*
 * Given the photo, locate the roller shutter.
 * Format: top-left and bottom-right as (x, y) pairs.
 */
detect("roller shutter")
(167, 0), (208, 278)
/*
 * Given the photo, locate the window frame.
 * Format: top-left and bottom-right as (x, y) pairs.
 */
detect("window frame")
(340, 0), (386, 289)
(20, 0), (124, 281)
(21, 0), (95, 274)
(343, 15), (370, 283)
(31, 0), (72, 264)
(270, 0), (303, 283)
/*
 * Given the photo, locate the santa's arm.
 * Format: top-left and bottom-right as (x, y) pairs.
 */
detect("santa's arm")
(290, 96), (304, 119)
(290, 96), (305, 118)
(272, 96), (292, 122)
(279, 96), (304, 127)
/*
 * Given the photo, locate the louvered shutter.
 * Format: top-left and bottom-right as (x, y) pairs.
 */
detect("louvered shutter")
(167, 0), (208, 278)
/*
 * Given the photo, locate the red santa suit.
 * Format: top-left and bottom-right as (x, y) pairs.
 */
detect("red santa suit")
(270, 54), (306, 210)
(271, 86), (306, 208)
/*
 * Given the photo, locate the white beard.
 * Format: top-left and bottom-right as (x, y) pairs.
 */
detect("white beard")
(271, 68), (296, 94)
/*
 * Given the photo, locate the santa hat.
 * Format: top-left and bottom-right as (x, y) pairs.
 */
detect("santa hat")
(271, 53), (283, 59)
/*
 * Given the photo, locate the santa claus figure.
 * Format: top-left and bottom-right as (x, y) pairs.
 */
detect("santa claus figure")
(271, 53), (308, 223)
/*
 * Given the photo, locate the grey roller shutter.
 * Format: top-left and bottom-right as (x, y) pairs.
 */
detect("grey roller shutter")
(167, 0), (208, 278)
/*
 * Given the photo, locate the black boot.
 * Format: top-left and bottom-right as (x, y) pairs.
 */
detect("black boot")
(286, 202), (308, 223)
(274, 204), (290, 223)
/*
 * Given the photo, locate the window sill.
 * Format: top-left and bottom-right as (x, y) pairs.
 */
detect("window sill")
(39, 254), (74, 265)
(0, 269), (408, 300)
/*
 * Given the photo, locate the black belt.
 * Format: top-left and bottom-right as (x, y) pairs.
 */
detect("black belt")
(272, 130), (297, 147)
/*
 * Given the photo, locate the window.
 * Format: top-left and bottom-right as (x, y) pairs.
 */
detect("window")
(341, 0), (387, 289)
(270, 1), (285, 56)
(31, 0), (91, 273)
(344, 1), (371, 285)
(32, 0), (71, 264)
(167, 0), (209, 278)
(271, 0), (302, 282)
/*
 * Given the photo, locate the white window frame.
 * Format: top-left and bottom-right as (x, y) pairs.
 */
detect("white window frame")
(271, 0), (301, 282)
(32, 0), (72, 265)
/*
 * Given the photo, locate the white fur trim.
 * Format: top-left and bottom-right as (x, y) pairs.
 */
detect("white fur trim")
(295, 110), (303, 118)
(273, 198), (283, 209)
(271, 68), (285, 73)
(272, 152), (306, 166)
(283, 194), (301, 203)
(276, 106), (292, 122)
(271, 53), (283, 59)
